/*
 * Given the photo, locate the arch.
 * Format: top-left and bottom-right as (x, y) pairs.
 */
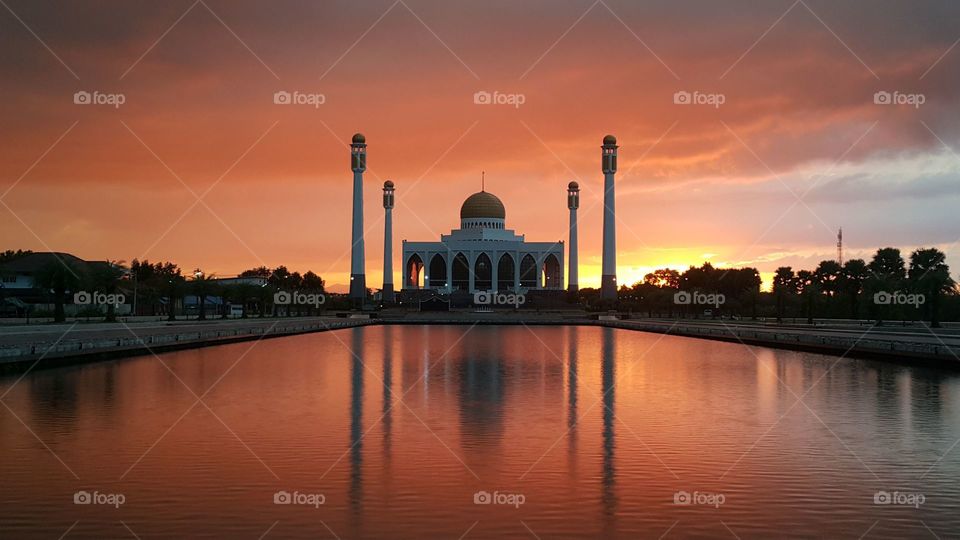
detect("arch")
(405, 254), (424, 288)
(474, 253), (493, 291)
(542, 254), (561, 289)
(497, 254), (515, 291)
(519, 254), (538, 288)
(428, 254), (447, 288)
(452, 252), (470, 291)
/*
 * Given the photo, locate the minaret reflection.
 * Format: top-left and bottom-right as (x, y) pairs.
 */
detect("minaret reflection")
(567, 326), (579, 469)
(600, 327), (618, 525)
(349, 327), (365, 517)
(382, 326), (393, 471)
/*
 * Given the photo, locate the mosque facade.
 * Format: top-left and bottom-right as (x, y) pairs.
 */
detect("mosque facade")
(401, 191), (564, 294)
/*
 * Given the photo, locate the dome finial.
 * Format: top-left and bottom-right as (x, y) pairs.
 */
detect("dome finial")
(481, 171), (485, 192)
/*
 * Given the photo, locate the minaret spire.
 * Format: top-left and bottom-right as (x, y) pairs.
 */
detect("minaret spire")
(600, 134), (618, 301)
(349, 133), (367, 304)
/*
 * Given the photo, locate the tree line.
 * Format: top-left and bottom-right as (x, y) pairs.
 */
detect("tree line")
(580, 247), (958, 327)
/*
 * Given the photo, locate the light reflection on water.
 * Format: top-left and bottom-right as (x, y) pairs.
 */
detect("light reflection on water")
(0, 325), (958, 539)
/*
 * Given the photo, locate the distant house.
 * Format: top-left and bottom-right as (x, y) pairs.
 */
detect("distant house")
(0, 252), (128, 316)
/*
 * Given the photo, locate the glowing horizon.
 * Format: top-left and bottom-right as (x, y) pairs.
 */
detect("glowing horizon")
(2, 1), (959, 293)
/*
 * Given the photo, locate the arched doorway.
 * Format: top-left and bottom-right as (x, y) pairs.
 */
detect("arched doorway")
(497, 254), (515, 291)
(474, 253), (493, 291)
(519, 254), (538, 288)
(429, 254), (447, 288)
(542, 254), (561, 289)
(405, 254), (423, 288)
(452, 253), (470, 291)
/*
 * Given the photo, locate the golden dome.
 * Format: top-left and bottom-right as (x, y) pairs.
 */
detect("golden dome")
(460, 191), (505, 220)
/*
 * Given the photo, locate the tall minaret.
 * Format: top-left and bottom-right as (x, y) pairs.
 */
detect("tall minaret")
(567, 181), (580, 294)
(382, 180), (395, 303)
(349, 133), (367, 302)
(600, 134), (618, 300)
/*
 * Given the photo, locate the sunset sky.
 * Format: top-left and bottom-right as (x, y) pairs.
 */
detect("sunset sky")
(2, 0), (959, 292)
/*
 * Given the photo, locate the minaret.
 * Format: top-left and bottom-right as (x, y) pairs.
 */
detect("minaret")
(600, 134), (618, 300)
(567, 181), (580, 294)
(382, 180), (395, 303)
(349, 133), (367, 302)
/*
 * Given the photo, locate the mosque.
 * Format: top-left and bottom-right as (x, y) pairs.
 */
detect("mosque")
(346, 133), (619, 306)
(401, 190), (564, 294)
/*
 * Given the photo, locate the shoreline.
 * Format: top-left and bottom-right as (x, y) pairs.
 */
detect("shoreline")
(1, 314), (958, 375)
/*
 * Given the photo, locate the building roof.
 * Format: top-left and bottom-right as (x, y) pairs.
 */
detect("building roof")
(0, 252), (88, 273)
(460, 191), (506, 220)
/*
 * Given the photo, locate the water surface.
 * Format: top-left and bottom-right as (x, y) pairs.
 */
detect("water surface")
(1, 325), (958, 538)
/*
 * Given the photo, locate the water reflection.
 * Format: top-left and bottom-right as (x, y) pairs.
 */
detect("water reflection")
(600, 326), (617, 532)
(349, 326), (364, 521)
(2, 325), (960, 539)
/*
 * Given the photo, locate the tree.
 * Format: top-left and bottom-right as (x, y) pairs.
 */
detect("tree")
(867, 247), (906, 324)
(796, 270), (818, 324)
(34, 259), (82, 322)
(88, 260), (126, 322)
(772, 267), (795, 323)
(908, 248), (955, 328)
(190, 269), (216, 320)
(0, 249), (32, 263)
(643, 268), (680, 289)
(840, 259), (869, 319)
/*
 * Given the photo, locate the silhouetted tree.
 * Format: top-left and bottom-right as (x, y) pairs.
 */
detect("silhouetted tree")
(908, 248), (954, 328)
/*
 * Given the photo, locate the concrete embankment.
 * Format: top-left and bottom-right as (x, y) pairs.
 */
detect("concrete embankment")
(602, 319), (960, 367)
(2, 313), (958, 374)
(0, 318), (375, 373)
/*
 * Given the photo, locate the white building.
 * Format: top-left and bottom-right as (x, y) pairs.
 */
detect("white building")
(401, 191), (564, 294)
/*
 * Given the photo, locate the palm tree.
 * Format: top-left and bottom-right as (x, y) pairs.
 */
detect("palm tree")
(796, 270), (817, 324)
(841, 259), (869, 319)
(88, 260), (126, 322)
(772, 267), (794, 323)
(34, 259), (82, 322)
(867, 247), (906, 324)
(190, 269), (216, 320)
(908, 248), (955, 328)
